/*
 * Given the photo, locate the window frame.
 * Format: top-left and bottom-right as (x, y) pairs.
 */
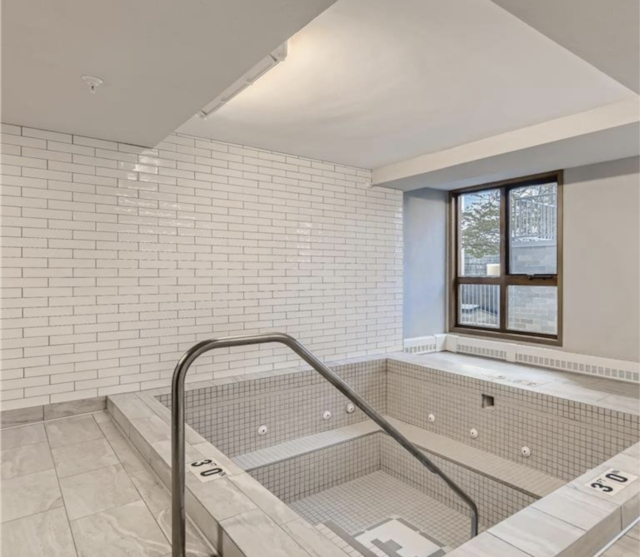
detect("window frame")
(448, 171), (563, 345)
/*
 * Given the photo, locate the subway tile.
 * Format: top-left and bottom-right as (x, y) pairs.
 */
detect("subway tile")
(1, 126), (398, 407)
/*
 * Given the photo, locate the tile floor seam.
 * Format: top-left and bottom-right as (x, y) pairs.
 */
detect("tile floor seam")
(486, 532), (538, 557)
(94, 411), (216, 556)
(88, 413), (171, 545)
(42, 412), (81, 557)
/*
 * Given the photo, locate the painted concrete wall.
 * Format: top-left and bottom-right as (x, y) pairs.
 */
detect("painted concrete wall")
(563, 156), (639, 362)
(404, 156), (639, 363)
(403, 188), (447, 338)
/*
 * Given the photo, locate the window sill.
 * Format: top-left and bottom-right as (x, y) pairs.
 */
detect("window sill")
(449, 326), (562, 347)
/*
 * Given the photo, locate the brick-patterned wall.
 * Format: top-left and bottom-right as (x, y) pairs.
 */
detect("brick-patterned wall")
(0, 124), (403, 410)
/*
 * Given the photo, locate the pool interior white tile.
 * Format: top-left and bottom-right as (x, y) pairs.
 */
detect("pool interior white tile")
(290, 471), (472, 550)
(355, 518), (446, 557)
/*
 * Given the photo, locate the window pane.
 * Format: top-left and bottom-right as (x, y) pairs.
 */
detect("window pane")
(459, 284), (500, 328)
(507, 286), (557, 335)
(459, 189), (501, 277)
(509, 183), (557, 274)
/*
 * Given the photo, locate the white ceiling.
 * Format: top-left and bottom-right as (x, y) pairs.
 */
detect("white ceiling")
(373, 100), (640, 190)
(179, 0), (635, 169)
(1, 0), (337, 147)
(490, 0), (640, 93)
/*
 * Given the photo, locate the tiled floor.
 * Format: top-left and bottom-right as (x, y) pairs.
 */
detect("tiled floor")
(290, 471), (474, 552)
(600, 522), (640, 557)
(0, 412), (214, 557)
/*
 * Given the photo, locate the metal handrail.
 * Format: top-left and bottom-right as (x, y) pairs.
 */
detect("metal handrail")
(171, 332), (479, 557)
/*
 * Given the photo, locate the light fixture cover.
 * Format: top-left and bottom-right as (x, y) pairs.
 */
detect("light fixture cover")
(198, 42), (287, 119)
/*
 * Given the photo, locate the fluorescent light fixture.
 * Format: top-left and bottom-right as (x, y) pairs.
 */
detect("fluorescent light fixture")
(198, 42), (287, 120)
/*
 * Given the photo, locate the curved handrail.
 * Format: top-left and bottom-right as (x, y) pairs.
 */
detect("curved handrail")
(171, 333), (479, 557)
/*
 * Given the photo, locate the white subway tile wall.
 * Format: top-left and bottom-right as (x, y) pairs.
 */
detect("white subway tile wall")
(0, 124), (403, 410)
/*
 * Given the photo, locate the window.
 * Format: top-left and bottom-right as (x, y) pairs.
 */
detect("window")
(449, 172), (562, 344)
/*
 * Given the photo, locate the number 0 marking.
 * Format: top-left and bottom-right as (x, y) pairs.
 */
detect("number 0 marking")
(187, 458), (230, 483)
(586, 468), (637, 496)
(201, 467), (223, 477)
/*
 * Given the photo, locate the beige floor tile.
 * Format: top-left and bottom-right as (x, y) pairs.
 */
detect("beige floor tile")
(71, 500), (170, 557)
(45, 414), (103, 449)
(1, 469), (63, 523)
(153, 507), (214, 557)
(1, 423), (47, 450)
(602, 534), (640, 557)
(60, 464), (141, 520)
(1, 441), (54, 480)
(129, 465), (172, 513)
(97, 419), (148, 473)
(1, 507), (77, 557)
(92, 410), (111, 423)
(52, 437), (119, 478)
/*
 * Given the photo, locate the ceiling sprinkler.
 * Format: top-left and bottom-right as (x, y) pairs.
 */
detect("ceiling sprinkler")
(81, 75), (104, 94)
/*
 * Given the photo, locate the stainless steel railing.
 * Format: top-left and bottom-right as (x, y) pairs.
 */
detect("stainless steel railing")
(171, 332), (479, 557)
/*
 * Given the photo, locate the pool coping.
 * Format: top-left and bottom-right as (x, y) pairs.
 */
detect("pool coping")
(107, 389), (350, 557)
(105, 353), (640, 557)
(137, 351), (640, 418)
(3, 350), (638, 431)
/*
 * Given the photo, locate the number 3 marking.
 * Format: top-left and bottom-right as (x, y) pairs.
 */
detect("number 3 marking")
(191, 459), (212, 467)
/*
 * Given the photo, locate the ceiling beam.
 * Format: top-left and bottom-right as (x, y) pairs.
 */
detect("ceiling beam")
(373, 99), (640, 191)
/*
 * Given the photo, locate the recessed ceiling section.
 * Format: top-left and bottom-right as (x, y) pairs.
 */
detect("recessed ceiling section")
(489, 0), (640, 93)
(179, 0), (635, 169)
(1, 0), (337, 147)
(372, 99), (640, 191)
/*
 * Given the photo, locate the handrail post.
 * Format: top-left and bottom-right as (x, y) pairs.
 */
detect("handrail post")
(171, 333), (478, 557)
(170, 346), (192, 557)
